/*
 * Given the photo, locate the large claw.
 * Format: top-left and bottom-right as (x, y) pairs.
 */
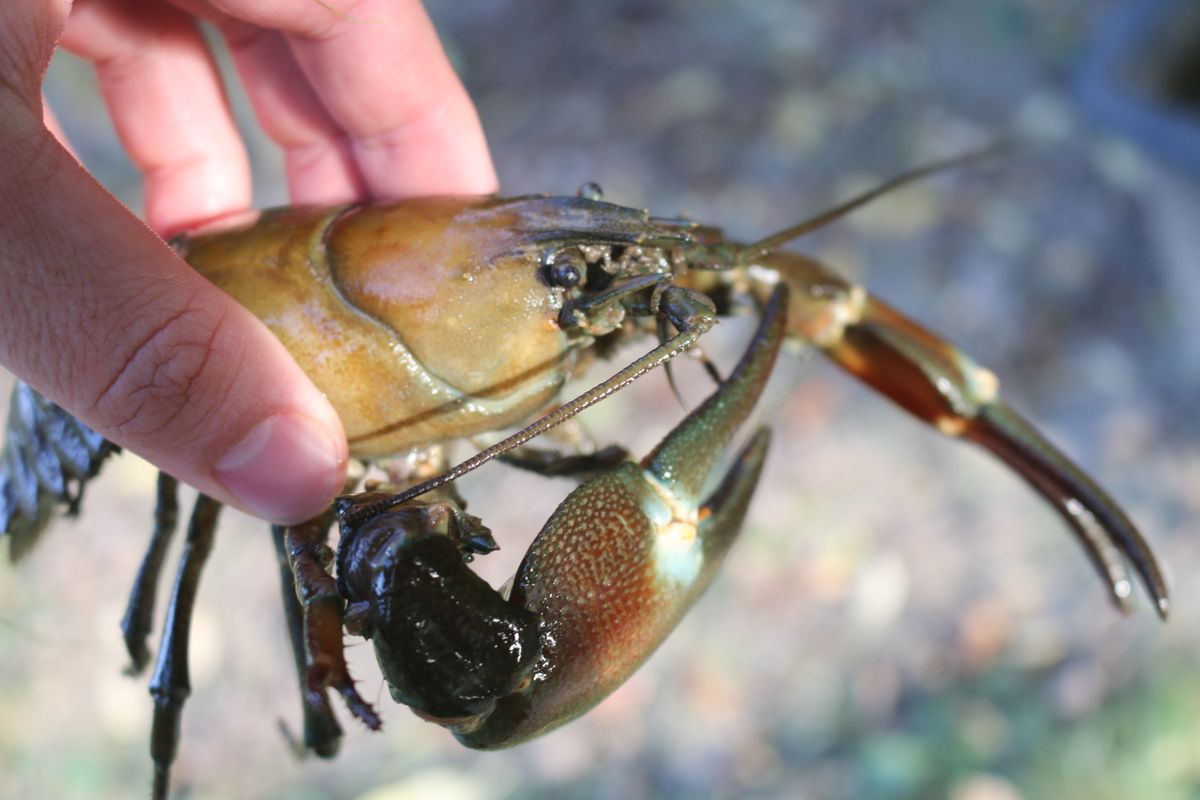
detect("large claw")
(764, 251), (1169, 619)
(453, 284), (787, 748)
(335, 492), (541, 725)
(337, 286), (787, 748)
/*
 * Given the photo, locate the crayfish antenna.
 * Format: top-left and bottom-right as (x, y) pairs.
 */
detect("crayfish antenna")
(736, 143), (1009, 263)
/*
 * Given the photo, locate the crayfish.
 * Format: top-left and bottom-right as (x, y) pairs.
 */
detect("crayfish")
(0, 157), (1169, 799)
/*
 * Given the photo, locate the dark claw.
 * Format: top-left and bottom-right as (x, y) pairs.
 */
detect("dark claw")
(971, 401), (1169, 618)
(766, 251), (1171, 619)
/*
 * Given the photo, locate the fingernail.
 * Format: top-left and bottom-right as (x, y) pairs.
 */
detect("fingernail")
(214, 413), (343, 524)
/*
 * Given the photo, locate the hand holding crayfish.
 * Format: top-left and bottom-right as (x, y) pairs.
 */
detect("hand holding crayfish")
(0, 0), (493, 523)
(0, 6), (1174, 800)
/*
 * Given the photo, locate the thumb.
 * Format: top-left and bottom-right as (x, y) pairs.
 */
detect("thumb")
(0, 116), (348, 525)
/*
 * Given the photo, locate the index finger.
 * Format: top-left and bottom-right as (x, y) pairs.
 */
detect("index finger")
(197, 0), (497, 198)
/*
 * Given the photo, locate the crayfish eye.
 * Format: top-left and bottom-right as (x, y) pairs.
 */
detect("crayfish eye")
(542, 256), (582, 288)
(576, 181), (604, 201)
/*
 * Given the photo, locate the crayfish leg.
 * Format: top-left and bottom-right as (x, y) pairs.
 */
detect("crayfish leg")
(761, 251), (1169, 618)
(272, 522), (343, 759)
(121, 472), (180, 674)
(498, 443), (632, 479)
(147, 493), (222, 800)
(280, 519), (382, 735)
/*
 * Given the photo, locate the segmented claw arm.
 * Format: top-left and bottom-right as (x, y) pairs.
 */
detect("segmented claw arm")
(763, 251), (1169, 617)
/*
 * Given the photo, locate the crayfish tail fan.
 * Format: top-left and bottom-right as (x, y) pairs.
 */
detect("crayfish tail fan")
(0, 381), (119, 560)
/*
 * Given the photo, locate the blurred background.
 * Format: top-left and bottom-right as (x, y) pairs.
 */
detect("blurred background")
(2, 0), (1199, 798)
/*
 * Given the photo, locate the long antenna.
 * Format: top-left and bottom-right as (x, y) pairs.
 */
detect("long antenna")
(740, 143), (1007, 261)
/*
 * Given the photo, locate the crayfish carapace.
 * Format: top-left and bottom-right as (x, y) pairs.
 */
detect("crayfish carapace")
(0, 157), (1169, 798)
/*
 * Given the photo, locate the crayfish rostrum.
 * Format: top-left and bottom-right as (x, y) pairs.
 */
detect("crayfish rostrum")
(0, 161), (1169, 799)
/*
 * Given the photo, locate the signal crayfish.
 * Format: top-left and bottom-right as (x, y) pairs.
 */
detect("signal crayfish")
(0, 157), (1170, 799)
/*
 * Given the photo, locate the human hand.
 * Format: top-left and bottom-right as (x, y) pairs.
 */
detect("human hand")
(0, 1), (496, 524)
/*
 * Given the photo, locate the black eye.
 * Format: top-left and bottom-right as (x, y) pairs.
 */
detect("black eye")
(577, 182), (603, 201)
(543, 256), (582, 288)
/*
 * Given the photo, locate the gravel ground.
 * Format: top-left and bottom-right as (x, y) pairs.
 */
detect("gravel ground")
(2, 2), (1198, 799)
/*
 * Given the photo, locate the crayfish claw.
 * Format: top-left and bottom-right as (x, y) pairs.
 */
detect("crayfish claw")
(768, 252), (1170, 617)
(336, 502), (541, 730)
(972, 401), (1170, 619)
(454, 287), (788, 749)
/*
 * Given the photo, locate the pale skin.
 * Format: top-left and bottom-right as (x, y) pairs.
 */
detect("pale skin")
(0, 0), (497, 524)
